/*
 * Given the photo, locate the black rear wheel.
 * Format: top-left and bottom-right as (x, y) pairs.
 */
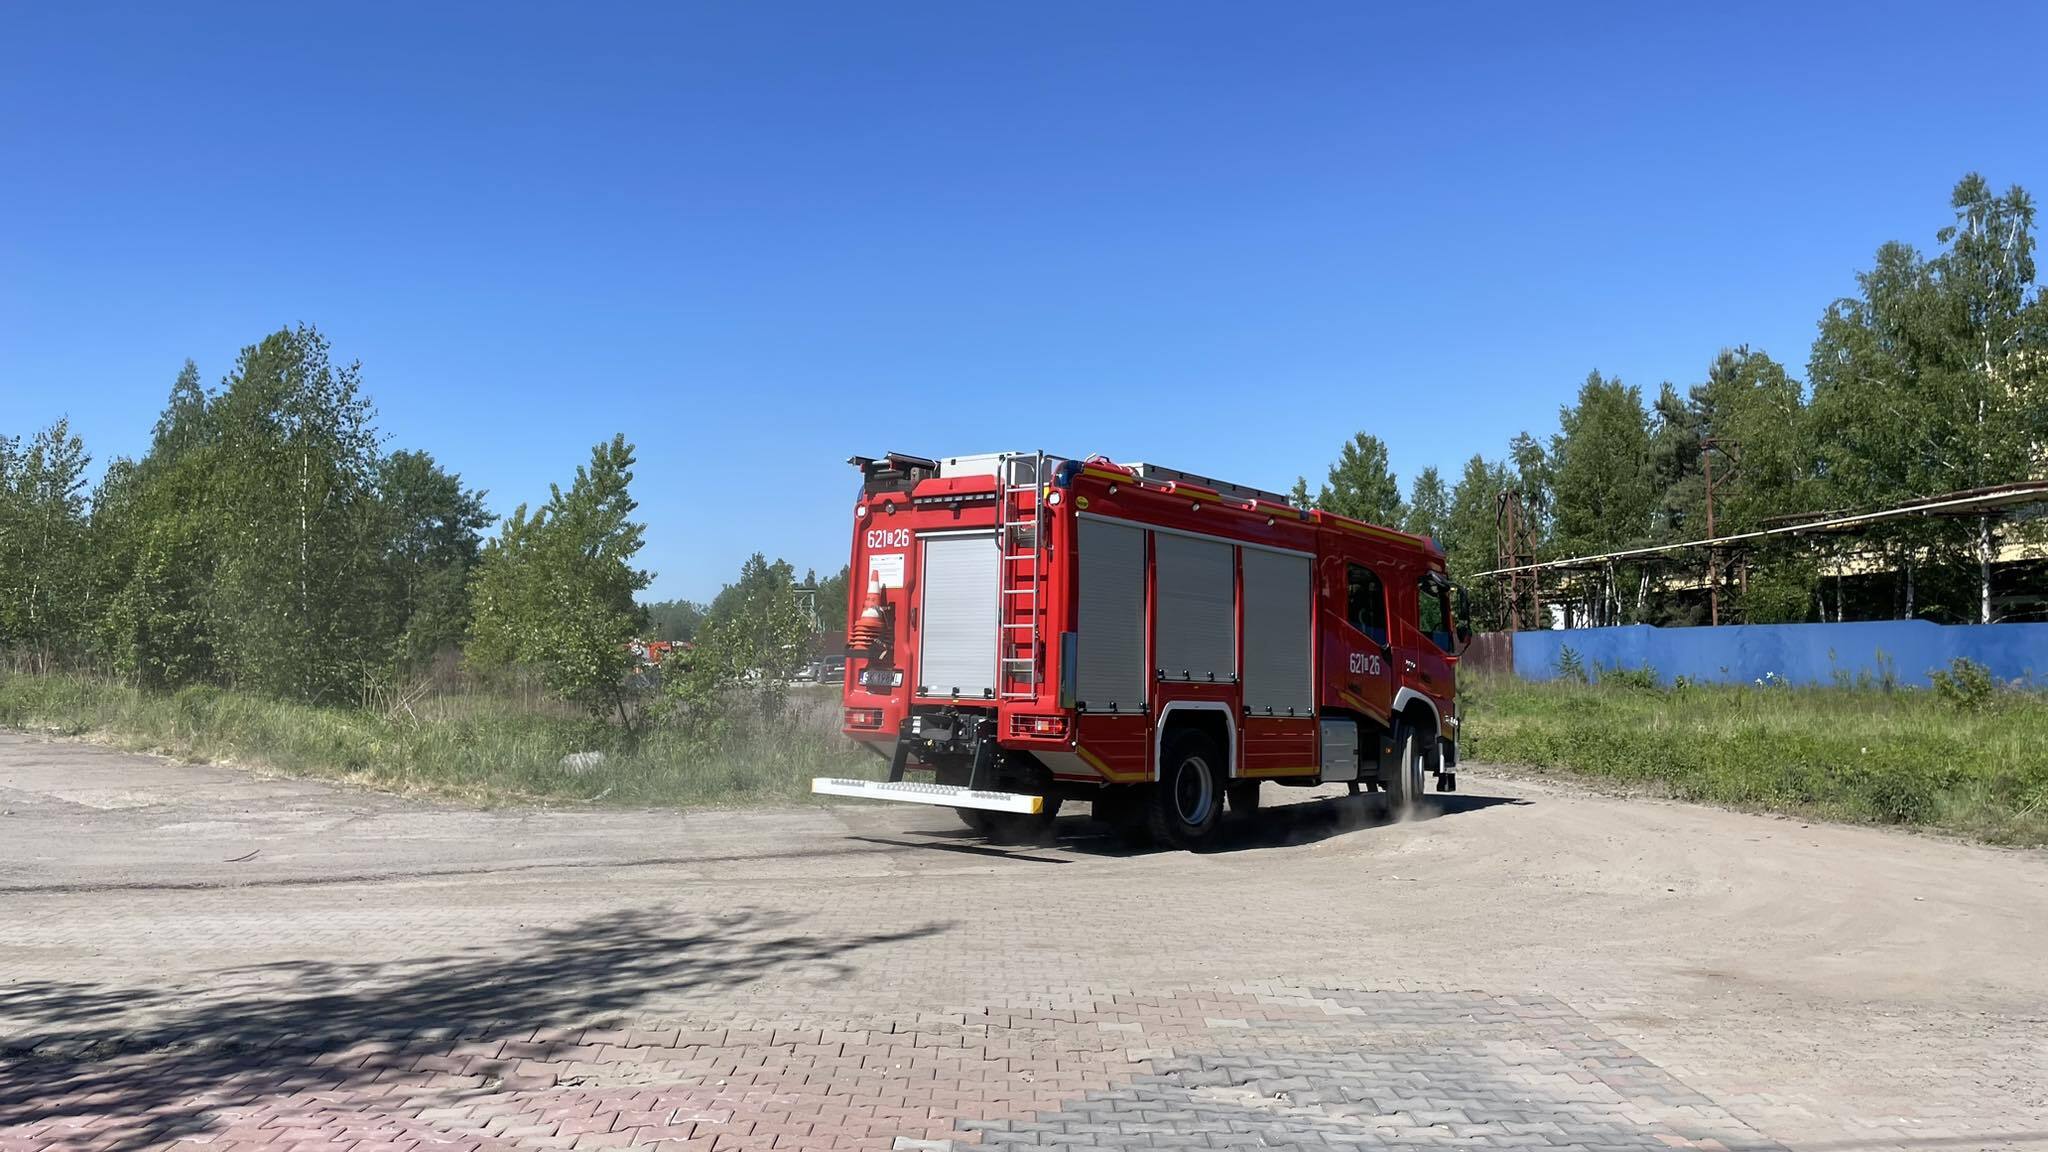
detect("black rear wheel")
(978, 800), (1063, 844)
(931, 757), (992, 833)
(1147, 733), (1225, 849)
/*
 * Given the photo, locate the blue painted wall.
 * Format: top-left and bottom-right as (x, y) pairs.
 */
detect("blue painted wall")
(1510, 621), (2048, 688)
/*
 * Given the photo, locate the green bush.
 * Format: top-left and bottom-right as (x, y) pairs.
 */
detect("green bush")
(1930, 657), (1996, 712)
(1594, 663), (1659, 691)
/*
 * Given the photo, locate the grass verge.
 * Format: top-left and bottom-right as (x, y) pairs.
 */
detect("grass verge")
(10, 672), (2043, 844)
(0, 673), (880, 807)
(1461, 676), (2048, 846)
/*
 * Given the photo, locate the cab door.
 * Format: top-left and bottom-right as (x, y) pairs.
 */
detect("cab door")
(1320, 554), (1395, 724)
(1402, 574), (1457, 714)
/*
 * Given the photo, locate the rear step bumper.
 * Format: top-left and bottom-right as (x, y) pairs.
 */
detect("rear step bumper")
(811, 778), (1045, 814)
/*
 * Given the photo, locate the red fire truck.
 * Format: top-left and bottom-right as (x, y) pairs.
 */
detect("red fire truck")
(813, 451), (1470, 848)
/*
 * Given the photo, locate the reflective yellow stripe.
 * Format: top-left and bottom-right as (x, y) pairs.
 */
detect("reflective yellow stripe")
(1339, 689), (1389, 722)
(1328, 516), (1421, 545)
(1077, 744), (1147, 782)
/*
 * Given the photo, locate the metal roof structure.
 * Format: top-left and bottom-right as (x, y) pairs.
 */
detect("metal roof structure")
(1469, 480), (2048, 579)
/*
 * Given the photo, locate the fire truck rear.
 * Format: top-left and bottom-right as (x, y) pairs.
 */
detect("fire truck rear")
(813, 451), (1469, 848)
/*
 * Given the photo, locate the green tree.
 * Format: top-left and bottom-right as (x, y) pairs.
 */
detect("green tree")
(1552, 372), (1655, 555)
(642, 598), (707, 642)
(814, 563), (851, 631)
(1507, 431), (1552, 545)
(90, 361), (224, 687)
(671, 553), (812, 726)
(1689, 348), (1816, 623)
(0, 418), (93, 668)
(1671, 348), (1812, 535)
(469, 435), (652, 726)
(1808, 174), (2047, 620)
(1402, 467), (1449, 542)
(700, 554), (809, 679)
(1550, 372), (1655, 624)
(1444, 454), (1512, 629)
(203, 326), (387, 700)
(1647, 379), (1705, 542)
(1287, 475), (1312, 508)
(377, 450), (493, 674)
(1315, 433), (1406, 525)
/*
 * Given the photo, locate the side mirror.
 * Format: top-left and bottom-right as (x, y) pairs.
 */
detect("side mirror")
(1453, 583), (1474, 654)
(1455, 621), (1474, 654)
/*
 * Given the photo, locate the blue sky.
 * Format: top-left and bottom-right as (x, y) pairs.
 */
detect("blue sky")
(5, 2), (2045, 601)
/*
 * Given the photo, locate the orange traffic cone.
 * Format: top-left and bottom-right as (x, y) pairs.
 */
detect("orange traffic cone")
(849, 572), (888, 652)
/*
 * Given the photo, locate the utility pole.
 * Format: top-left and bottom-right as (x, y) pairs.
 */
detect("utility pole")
(1496, 490), (1520, 631)
(1702, 447), (1718, 626)
(1701, 438), (1740, 626)
(1495, 487), (1544, 631)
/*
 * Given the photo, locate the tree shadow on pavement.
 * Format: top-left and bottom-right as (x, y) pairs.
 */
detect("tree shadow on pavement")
(0, 905), (948, 1150)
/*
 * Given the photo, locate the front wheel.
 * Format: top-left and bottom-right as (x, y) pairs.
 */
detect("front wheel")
(1147, 733), (1225, 849)
(1383, 726), (1427, 819)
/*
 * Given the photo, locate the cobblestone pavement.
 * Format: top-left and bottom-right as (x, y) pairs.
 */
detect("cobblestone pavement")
(2, 732), (2044, 1151)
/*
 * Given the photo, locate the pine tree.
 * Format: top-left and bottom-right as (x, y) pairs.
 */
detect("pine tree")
(1315, 433), (1406, 525)
(1403, 467), (1449, 543)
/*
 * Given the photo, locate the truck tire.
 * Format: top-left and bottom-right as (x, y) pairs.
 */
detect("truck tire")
(932, 759), (993, 833)
(979, 799), (1063, 844)
(1148, 732), (1225, 849)
(1226, 779), (1261, 815)
(1383, 726), (1427, 819)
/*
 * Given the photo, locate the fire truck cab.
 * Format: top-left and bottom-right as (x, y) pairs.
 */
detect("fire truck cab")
(813, 451), (1470, 848)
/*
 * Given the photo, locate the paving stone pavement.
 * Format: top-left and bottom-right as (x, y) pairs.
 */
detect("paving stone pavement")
(3, 976), (1791, 1152)
(2, 732), (2045, 1151)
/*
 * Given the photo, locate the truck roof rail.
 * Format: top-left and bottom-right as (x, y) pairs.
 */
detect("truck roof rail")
(1126, 461), (1295, 507)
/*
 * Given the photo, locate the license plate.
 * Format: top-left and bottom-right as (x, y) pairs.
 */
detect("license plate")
(860, 668), (903, 687)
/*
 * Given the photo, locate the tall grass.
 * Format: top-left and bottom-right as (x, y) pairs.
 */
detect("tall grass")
(11, 671), (2045, 844)
(1462, 675), (2048, 846)
(0, 674), (879, 807)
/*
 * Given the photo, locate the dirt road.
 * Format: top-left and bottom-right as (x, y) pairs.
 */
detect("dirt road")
(2, 730), (2043, 1151)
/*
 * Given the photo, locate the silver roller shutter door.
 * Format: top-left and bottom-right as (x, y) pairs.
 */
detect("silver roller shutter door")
(917, 532), (999, 698)
(1153, 532), (1236, 682)
(1241, 548), (1313, 714)
(1075, 518), (1146, 711)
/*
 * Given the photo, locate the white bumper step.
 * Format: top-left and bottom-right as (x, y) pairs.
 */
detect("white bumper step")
(811, 777), (1045, 814)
